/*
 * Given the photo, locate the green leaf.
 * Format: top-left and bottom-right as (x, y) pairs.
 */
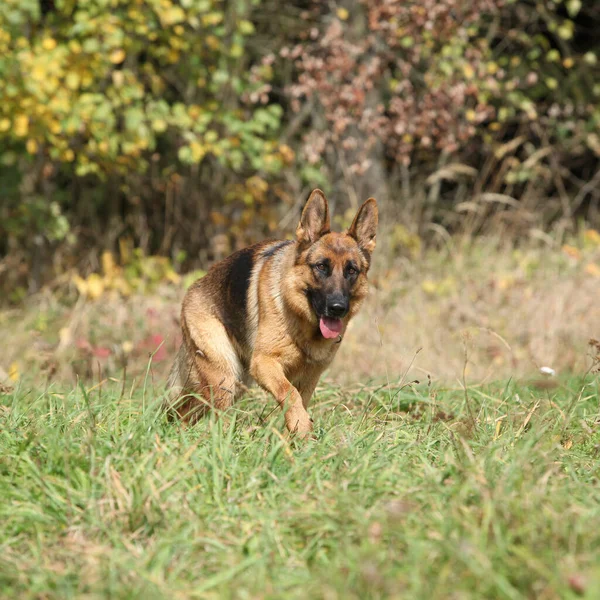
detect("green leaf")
(567, 0), (582, 17)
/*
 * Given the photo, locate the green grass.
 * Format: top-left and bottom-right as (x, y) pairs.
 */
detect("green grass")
(1, 375), (600, 599)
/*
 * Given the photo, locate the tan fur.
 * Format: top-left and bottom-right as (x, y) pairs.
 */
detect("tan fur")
(165, 189), (378, 436)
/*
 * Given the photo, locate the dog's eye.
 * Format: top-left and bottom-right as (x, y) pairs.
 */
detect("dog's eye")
(315, 263), (328, 273)
(347, 267), (357, 276)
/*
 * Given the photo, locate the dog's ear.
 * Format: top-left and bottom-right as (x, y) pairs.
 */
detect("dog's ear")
(296, 189), (330, 246)
(348, 198), (378, 265)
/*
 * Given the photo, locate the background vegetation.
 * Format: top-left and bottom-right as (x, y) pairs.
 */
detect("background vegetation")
(1, 0), (600, 298)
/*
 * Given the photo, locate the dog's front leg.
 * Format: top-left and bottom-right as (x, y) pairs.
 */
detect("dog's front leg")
(250, 355), (313, 437)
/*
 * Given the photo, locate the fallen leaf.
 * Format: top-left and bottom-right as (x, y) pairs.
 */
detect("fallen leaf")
(568, 573), (586, 595)
(562, 244), (581, 260)
(584, 229), (600, 247)
(9, 362), (19, 381)
(584, 263), (600, 277)
(92, 347), (111, 359)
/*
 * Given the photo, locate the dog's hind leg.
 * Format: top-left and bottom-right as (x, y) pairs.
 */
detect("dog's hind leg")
(167, 315), (241, 425)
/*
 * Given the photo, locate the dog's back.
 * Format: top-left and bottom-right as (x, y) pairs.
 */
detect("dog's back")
(166, 239), (294, 420)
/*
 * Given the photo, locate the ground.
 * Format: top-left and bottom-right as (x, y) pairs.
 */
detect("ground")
(1, 374), (599, 598)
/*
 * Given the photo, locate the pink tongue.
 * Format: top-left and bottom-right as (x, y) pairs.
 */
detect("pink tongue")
(319, 316), (343, 339)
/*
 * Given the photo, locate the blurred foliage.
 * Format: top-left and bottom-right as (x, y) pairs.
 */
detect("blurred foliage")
(0, 0), (294, 296)
(72, 243), (183, 300)
(0, 0), (599, 300)
(291, 0), (600, 226)
(0, 0), (282, 175)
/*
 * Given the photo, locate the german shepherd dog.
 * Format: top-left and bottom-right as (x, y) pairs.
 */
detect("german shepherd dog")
(165, 189), (378, 436)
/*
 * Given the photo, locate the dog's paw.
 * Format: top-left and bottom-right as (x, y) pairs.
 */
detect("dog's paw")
(285, 408), (313, 439)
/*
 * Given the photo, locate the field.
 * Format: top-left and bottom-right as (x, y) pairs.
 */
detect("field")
(2, 234), (600, 389)
(1, 371), (600, 599)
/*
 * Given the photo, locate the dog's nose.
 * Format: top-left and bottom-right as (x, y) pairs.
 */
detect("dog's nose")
(328, 300), (348, 318)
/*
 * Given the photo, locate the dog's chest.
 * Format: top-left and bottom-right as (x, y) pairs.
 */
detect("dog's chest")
(282, 339), (338, 382)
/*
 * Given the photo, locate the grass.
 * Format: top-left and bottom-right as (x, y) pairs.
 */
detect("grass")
(1, 373), (600, 599)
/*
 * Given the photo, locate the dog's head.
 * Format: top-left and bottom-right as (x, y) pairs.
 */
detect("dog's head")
(291, 189), (378, 340)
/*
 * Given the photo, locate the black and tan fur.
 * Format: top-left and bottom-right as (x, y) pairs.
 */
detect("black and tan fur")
(165, 189), (378, 436)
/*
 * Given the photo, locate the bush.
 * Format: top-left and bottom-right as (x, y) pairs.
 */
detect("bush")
(0, 0), (599, 298)
(0, 0), (289, 293)
(290, 0), (600, 229)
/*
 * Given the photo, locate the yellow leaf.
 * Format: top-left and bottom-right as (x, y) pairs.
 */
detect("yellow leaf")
(238, 20), (254, 35)
(584, 263), (600, 277)
(165, 269), (181, 284)
(201, 12), (223, 26)
(14, 115), (29, 137)
(583, 229), (600, 247)
(188, 104), (202, 119)
(466, 109), (476, 122)
(205, 35), (219, 50)
(9, 362), (19, 382)
(494, 419), (503, 440)
(86, 273), (105, 300)
(462, 63), (475, 79)
(421, 280), (438, 295)
(72, 274), (88, 295)
(152, 118), (167, 132)
(63, 149), (75, 162)
(112, 276), (132, 297)
(189, 141), (206, 162)
(122, 341), (134, 354)
(65, 72), (80, 90)
(102, 251), (117, 277)
(31, 64), (46, 81)
(498, 276), (514, 291)
(110, 48), (126, 64)
(26, 139), (38, 154)
(557, 23), (573, 40)
(337, 7), (349, 20)
(42, 37), (57, 51)
(562, 439), (573, 450)
(279, 144), (295, 164)
(230, 44), (243, 58)
(162, 6), (186, 25)
(562, 244), (581, 260)
(0, 118), (11, 132)
(247, 175), (268, 194)
(563, 57), (574, 69)
(112, 71), (124, 87)
(69, 40), (82, 54)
